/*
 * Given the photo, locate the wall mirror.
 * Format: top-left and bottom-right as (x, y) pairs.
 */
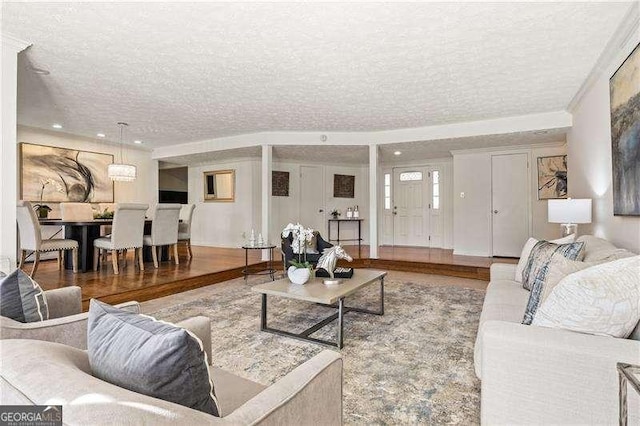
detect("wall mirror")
(203, 169), (235, 202)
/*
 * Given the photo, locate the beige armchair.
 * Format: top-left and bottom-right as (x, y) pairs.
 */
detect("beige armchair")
(16, 200), (78, 276)
(0, 286), (139, 350)
(1, 334), (343, 424)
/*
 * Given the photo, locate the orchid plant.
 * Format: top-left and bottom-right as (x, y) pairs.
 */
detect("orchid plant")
(34, 178), (65, 218)
(282, 222), (315, 268)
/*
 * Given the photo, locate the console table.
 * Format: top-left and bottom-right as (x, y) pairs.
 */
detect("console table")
(328, 219), (363, 256)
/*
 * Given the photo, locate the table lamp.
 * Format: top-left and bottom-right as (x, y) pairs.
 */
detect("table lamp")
(548, 198), (592, 236)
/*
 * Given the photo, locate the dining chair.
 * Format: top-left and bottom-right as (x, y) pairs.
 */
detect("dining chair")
(143, 204), (182, 268)
(16, 201), (78, 277)
(93, 203), (148, 274)
(178, 204), (196, 259)
(60, 203), (94, 221)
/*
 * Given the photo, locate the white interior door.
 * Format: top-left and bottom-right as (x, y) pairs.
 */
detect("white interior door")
(491, 153), (530, 257)
(393, 168), (428, 246)
(299, 166), (325, 234)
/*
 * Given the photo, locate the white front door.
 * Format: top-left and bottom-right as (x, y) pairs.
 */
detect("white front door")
(491, 153), (530, 257)
(393, 167), (428, 246)
(299, 166), (325, 234)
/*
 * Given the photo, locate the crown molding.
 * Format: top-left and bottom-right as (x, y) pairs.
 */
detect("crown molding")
(449, 140), (565, 156)
(1, 33), (31, 52)
(567, 2), (640, 112)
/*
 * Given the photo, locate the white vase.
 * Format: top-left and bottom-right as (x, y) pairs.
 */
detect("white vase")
(287, 266), (311, 285)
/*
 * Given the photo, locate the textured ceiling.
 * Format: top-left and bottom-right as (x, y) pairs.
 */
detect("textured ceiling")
(5, 2), (629, 147)
(153, 129), (565, 166)
(160, 146), (261, 166)
(379, 129), (567, 164)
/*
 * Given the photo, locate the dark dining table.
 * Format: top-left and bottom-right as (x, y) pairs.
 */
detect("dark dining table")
(38, 218), (160, 273)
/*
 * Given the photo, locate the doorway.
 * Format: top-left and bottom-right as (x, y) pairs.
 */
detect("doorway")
(299, 165), (325, 234)
(491, 153), (530, 257)
(387, 166), (444, 248)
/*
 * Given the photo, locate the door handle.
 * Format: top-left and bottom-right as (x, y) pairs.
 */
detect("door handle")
(393, 212), (397, 215)
(493, 210), (498, 214)
(319, 209), (324, 213)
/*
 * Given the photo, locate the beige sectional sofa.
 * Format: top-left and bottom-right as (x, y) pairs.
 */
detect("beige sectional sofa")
(475, 235), (640, 425)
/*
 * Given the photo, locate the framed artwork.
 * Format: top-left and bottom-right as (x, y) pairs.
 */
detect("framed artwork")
(272, 171), (289, 197)
(203, 169), (235, 202)
(537, 155), (567, 200)
(20, 143), (114, 203)
(610, 41), (640, 216)
(333, 174), (355, 198)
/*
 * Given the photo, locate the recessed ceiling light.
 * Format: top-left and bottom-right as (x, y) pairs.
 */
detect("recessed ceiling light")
(133, 140), (142, 144)
(52, 124), (62, 129)
(394, 151), (402, 156)
(96, 133), (106, 138)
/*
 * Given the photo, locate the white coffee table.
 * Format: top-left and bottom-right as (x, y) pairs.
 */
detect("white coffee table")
(252, 269), (387, 349)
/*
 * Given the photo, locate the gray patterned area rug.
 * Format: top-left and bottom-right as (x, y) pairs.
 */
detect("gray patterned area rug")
(150, 276), (484, 425)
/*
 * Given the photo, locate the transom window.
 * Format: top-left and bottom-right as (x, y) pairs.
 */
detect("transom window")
(399, 171), (423, 182)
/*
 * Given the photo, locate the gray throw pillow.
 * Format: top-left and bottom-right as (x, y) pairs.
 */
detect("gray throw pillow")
(0, 269), (49, 322)
(522, 254), (597, 325)
(87, 299), (220, 416)
(521, 240), (585, 291)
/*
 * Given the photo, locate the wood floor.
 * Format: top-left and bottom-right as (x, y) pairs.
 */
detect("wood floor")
(33, 245), (516, 309)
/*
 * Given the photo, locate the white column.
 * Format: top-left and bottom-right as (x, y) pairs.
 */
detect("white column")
(261, 144), (272, 261)
(1, 35), (31, 272)
(369, 144), (379, 258)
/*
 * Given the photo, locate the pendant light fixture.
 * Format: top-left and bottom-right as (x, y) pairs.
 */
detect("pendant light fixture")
(108, 122), (137, 182)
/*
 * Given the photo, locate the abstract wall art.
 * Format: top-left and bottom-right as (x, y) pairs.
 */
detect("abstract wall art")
(537, 155), (567, 200)
(272, 171), (290, 197)
(610, 41), (640, 216)
(333, 174), (355, 198)
(20, 143), (114, 203)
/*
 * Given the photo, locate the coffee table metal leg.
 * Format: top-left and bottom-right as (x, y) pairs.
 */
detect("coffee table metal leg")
(261, 294), (267, 330)
(380, 277), (385, 315)
(337, 298), (344, 349)
(244, 248), (248, 281)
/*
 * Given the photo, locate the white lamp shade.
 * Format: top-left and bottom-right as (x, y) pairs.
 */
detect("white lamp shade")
(548, 199), (592, 224)
(108, 163), (137, 182)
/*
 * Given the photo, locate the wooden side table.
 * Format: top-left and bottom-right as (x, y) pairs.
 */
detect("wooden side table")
(618, 362), (640, 426)
(242, 245), (276, 281)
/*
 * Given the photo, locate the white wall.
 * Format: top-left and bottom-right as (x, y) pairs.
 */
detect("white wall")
(270, 161), (370, 246)
(566, 26), (640, 253)
(17, 126), (158, 213)
(189, 159), (261, 248)
(453, 143), (566, 256)
(188, 158), (369, 248)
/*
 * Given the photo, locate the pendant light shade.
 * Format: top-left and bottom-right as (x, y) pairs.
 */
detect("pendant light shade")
(108, 163), (137, 181)
(109, 122), (137, 182)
